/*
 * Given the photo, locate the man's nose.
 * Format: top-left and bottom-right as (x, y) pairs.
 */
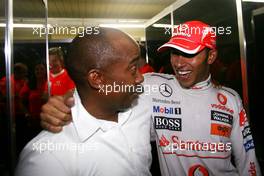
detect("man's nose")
(171, 55), (185, 68)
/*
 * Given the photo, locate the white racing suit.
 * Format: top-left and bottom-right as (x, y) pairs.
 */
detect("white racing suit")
(142, 73), (261, 176)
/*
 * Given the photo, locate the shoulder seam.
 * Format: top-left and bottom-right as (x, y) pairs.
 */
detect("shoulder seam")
(150, 73), (174, 80)
(220, 87), (236, 97)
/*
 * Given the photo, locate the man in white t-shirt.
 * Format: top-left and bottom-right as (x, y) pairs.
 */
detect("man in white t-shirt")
(15, 28), (152, 176)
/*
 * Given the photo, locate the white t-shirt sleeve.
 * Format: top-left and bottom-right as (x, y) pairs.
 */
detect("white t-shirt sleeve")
(15, 147), (68, 176)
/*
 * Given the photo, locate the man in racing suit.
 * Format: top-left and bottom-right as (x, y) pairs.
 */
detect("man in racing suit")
(39, 21), (261, 175)
(144, 72), (260, 175)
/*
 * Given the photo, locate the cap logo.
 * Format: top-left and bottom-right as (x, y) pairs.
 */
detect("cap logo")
(173, 24), (191, 37)
(158, 21), (217, 53)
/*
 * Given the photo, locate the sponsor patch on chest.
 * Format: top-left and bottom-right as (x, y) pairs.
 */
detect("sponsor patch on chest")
(154, 116), (182, 131)
(211, 123), (231, 138)
(211, 110), (233, 125)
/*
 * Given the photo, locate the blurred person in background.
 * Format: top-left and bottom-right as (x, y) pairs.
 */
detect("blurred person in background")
(47, 47), (75, 96)
(0, 62), (29, 153)
(0, 62), (28, 98)
(20, 62), (47, 139)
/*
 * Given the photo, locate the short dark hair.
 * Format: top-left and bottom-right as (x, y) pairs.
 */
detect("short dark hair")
(65, 28), (137, 88)
(49, 47), (64, 61)
(65, 29), (114, 87)
(14, 63), (28, 74)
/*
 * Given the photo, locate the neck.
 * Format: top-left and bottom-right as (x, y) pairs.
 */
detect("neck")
(191, 74), (211, 90)
(78, 90), (119, 122)
(51, 69), (64, 76)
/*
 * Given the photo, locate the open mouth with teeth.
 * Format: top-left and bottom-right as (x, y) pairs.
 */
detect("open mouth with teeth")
(176, 70), (192, 80)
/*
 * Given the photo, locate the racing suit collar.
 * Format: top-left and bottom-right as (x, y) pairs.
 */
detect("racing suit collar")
(190, 75), (212, 90)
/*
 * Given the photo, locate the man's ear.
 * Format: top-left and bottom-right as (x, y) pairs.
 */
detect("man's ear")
(87, 69), (104, 90)
(207, 50), (218, 65)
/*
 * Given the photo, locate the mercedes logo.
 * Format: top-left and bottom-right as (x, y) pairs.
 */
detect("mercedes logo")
(159, 83), (173, 97)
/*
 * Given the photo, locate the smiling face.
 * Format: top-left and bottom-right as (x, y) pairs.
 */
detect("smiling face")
(170, 48), (217, 88)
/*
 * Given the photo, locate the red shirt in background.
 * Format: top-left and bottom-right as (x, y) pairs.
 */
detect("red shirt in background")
(139, 64), (155, 74)
(0, 75), (28, 116)
(20, 81), (46, 118)
(0, 75), (27, 96)
(47, 69), (75, 96)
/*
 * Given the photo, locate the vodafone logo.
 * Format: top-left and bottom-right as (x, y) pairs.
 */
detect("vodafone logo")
(217, 93), (227, 105)
(239, 109), (248, 127)
(188, 165), (209, 176)
(211, 104), (234, 114)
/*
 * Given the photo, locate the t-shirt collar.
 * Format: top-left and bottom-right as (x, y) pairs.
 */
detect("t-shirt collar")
(71, 90), (132, 142)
